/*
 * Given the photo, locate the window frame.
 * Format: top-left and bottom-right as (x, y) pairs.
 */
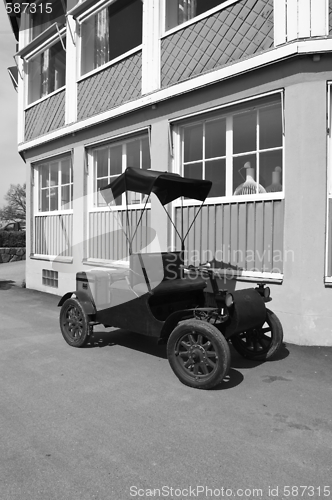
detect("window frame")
(171, 93), (285, 207)
(161, 0), (240, 38)
(77, 0), (143, 81)
(87, 132), (152, 213)
(33, 153), (74, 216)
(325, 81), (332, 281)
(24, 27), (67, 108)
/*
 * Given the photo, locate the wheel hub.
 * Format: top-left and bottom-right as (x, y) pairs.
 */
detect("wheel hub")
(177, 336), (219, 378)
(189, 344), (206, 363)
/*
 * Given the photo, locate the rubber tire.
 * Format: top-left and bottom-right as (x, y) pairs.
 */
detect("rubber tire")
(60, 297), (90, 347)
(231, 308), (283, 361)
(167, 319), (231, 390)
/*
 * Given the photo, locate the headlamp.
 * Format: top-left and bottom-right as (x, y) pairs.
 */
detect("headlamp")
(225, 293), (234, 308)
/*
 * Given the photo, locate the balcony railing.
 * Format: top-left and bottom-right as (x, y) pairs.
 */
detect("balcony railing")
(274, 0), (329, 46)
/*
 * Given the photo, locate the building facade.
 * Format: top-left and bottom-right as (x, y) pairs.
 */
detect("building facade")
(6, 0), (332, 345)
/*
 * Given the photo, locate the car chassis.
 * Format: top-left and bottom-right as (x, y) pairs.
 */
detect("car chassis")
(58, 168), (283, 389)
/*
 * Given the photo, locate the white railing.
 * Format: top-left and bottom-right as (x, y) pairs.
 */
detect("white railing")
(274, 0), (328, 46)
(88, 208), (151, 261)
(174, 199), (285, 275)
(34, 214), (73, 257)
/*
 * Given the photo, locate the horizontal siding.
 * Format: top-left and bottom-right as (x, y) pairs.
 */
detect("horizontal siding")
(89, 209), (151, 260)
(77, 52), (142, 121)
(34, 214), (73, 257)
(175, 199), (284, 274)
(25, 90), (66, 141)
(161, 0), (273, 87)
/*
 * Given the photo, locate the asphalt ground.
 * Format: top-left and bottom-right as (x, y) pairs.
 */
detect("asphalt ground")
(0, 260), (25, 286)
(0, 266), (331, 500)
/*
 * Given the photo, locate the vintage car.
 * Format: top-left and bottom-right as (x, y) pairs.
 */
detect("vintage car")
(58, 168), (283, 389)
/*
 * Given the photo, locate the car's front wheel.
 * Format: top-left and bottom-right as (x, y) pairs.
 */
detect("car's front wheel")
(167, 320), (231, 389)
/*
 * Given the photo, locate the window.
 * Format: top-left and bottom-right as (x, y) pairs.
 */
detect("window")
(42, 269), (58, 288)
(37, 156), (73, 212)
(80, 0), (143, 76)
(183, 117), (226, 197)
(165, 0), (229, 31)
(27, 38), (66, 104)
(30, 0), (67, 39)
(180, 99), (283, 198)
(93, 135), (150, 207)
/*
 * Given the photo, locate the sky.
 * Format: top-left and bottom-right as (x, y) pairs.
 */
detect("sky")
(0, 7), (26, 207)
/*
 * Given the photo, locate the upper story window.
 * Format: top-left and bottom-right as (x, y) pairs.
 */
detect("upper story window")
(165, 0), (229, 31)
(31, 0), (67, 39)
(37, 155), (73, 213)
(80, 0), (143, 76)
(92, 135), (150, 207)
(179, 98), (283, 199)
(27, 37), (66, 104)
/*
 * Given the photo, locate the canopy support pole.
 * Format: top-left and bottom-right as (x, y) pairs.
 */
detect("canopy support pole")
(108, 201), (132, 257)
(183, 201), (205, 243)
(129, 195), (151, 250)
(125, 191), (132, 255)
(161, 204), (182, 244)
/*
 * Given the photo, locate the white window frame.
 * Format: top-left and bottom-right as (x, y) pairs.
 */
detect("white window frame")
(87, 132), (151, 214)
(171, 92), (285, 207)
(325, 81), (332, 281)
(76, 0), (143, 81)
(33, 153), (74, 216)
(161, 0), (240, 38)
(23, 27), (67, 108)
(71, 0), (117, 24)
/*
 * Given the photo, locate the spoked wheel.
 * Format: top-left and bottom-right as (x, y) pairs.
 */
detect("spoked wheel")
(167, 320), (231, 389)
(60, 298), (90, 347)
(231, 308), (283, 360)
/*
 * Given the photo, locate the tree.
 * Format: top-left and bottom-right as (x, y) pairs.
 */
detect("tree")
(0, 183), (26, 224)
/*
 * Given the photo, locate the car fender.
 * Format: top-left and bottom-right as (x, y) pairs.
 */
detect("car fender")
(222, 288), (267, 339)
(159, 309), (196, 341)
(58, 291), (97, 316)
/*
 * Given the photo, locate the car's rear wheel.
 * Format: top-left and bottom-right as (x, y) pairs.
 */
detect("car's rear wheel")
(167, 320), (231, 389)
(60, 298), (90, 347)
(231, 308), (283, 360)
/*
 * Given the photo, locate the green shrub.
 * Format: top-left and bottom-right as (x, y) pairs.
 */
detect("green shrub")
(0, 231), (26, 248)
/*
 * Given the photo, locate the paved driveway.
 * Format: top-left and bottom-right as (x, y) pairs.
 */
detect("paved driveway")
(0, 283), (331, 500)
(0, 259), (25, 286)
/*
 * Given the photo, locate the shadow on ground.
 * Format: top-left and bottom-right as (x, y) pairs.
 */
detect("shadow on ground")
(86, 328), (168, 357)
(229, 342), (290, 369)
(84, 328), (253, 390)
(0, 280), (16, 290)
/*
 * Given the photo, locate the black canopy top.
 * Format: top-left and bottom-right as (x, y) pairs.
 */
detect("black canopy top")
(99, 167), (212, 205)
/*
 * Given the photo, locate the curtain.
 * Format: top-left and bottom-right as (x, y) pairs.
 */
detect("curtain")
(41, 49), (51, 97)
(178, 0), (197, 24)
(95, 8), (110, 68)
